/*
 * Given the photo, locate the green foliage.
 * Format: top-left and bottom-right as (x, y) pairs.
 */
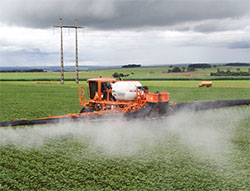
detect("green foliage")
(188, 63), (212, 68)
(187, 67), (195, 72)
(0, 110), (249, 190)
(0, 82), (84, 121)
(0, 81), (249, 190)
(168, 67), (182, 73)
(112, 72), (130, 78)
(112, 72), (119, 78)
(211, 70), (250, 76)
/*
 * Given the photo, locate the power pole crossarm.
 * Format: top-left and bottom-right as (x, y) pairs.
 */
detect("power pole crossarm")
(54, 25), (84, 29)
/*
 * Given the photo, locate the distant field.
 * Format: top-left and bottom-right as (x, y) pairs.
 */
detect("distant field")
(0, 66), (249, 80)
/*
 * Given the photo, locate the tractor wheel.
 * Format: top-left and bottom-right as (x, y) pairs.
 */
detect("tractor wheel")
(79, 107), (86, 113)
(125, 104), (153, 118)
(79, 107), (94, 113)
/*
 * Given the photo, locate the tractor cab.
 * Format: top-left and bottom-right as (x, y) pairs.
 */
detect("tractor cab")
(87, 78), (117, 101)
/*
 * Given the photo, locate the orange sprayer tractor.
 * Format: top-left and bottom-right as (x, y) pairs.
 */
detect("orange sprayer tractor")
(78, 77), (170, 118)
(0, 77), (249, 127)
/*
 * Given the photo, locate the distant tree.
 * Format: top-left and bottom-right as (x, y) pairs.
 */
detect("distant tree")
(237, 68), (240, 72)
(188, 63), (212, 69)
(187, 67), (195, 72)
(112, 72), (119, 78)
(122, 64), (141, 68)
(248, 68), (250, 72)
(112, 72), (129, 78)
(182, 67), (185, 72)
(225, 63), (250, 67)
(172, 67), (182, 73)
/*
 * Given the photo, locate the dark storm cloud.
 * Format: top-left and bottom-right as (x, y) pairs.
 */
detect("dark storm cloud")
(0, 0), (249, 31)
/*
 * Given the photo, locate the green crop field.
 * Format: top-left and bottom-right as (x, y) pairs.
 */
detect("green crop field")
(0, 80), (250, 190)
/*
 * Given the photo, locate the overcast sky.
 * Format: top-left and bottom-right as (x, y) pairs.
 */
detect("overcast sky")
(0, 0), (249, 67)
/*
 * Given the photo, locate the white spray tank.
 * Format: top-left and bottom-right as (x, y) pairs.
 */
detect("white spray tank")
(111, 81), (142, 101)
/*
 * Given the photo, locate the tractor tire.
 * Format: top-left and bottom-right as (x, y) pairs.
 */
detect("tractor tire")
(79, 107), (86, 113)
(79, 107), (94, 113)
(125, 104), (153, 118)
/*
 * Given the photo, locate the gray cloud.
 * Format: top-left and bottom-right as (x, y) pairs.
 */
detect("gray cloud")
(192, 17), (250, 33)
(228, 41), (250, 49)
(0, 0), (249, 67)
(0, 48), (58, 66)
(0, 0), (249, 32)
(0, 48), (57, 57)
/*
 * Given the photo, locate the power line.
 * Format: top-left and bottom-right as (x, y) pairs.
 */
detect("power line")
(54, 17), (84, 84)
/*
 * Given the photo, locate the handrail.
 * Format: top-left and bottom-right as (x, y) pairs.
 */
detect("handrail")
(78, 86), (86, 106)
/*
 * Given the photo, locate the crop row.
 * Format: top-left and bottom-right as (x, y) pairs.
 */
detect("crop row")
(1, 115), (250, 190)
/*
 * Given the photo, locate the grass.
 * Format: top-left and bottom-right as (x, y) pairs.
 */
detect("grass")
(141, 80), (250, 103)
(0, 80), (250, 190)
(0, 82), (86, 121)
